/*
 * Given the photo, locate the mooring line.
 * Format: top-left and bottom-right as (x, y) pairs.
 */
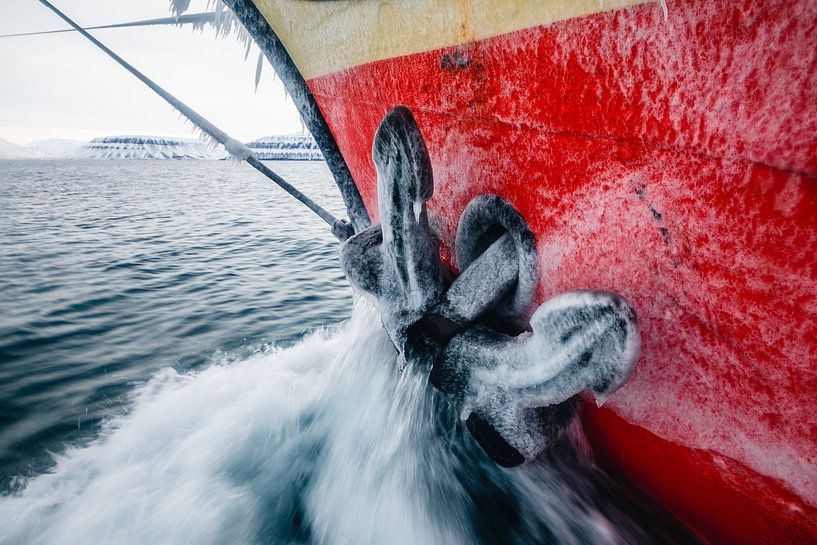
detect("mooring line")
(36, 0), (347, 235)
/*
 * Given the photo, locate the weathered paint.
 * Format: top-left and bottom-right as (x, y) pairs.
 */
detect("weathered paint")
(254, 0), (817, 542)
(253, 0), (648, 80)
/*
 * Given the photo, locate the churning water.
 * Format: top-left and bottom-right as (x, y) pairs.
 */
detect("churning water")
(0, 160), (692, 544)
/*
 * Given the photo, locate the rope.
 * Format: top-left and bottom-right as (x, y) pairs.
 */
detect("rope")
(0, 12), (218, 39)
(36, 0), (346, 235)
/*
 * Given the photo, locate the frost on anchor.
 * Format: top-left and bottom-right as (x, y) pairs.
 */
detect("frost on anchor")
(340, 106), (640, 467)
(432, 291), (640, 465)
(339, 106), (449, 353)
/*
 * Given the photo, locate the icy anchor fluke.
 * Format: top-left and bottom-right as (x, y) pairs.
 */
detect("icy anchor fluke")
(339, 106), (640, 467)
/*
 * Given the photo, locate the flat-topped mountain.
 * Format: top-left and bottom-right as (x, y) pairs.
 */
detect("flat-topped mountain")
(76, 136), (216, 160)
(245, 134), (323, 161)
(0, 134), (324, 161)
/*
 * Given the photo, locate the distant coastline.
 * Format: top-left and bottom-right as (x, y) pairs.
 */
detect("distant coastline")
(245, 135), (323, 161)
(0, 134), (324, 161)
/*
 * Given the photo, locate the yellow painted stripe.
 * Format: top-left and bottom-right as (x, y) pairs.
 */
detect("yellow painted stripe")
(253, 0), (650, 79)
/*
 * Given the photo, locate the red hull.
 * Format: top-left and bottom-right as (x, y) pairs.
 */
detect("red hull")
(301, 0), (817, 542)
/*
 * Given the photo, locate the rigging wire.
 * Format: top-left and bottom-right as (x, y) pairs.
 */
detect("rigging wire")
(0, 12), (218, 39)
(35, 0), (348, 237)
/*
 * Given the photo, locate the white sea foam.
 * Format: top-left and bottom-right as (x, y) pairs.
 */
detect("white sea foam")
(0, 300), (657, 545)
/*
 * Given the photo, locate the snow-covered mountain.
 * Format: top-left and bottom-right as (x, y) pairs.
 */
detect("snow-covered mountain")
(75, 136), (218, 160)
(245, 134), (323, 161)
(27, 139), (85, 159)
(0, 134), (326, 161)
(0, 138), (38, 159)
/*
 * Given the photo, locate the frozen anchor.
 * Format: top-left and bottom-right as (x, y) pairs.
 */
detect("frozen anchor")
(339, 106), (640, 467)
(339, 106), (449, 355)
(430, 291), (640, 466)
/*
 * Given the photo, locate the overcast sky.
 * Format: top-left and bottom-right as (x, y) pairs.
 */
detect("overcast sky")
(0, 0), (303, 145)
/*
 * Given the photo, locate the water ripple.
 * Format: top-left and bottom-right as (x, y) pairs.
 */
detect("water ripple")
(0, 159), (353, 487)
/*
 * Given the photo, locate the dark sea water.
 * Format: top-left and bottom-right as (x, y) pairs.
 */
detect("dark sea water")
(0, 159), (351, 488)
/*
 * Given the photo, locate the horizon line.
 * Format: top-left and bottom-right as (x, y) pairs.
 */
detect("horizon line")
(0, 127), (311, 147)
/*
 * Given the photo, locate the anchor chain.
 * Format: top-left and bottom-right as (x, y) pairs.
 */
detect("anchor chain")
(340, 106), (640, 467)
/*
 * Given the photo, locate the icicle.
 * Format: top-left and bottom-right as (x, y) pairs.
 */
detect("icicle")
(178, 112), (222, 154)
(170, 0), (255, 55)
(254, 49), (263, 93)
(168, 0), (191, 14)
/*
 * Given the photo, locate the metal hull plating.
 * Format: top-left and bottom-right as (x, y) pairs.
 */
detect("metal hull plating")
(239, 1), (817, 543)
